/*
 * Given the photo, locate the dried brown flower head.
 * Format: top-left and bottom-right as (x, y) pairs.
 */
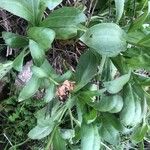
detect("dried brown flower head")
(56, 80), (75, 101)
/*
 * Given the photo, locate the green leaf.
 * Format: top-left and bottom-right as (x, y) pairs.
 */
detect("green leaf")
(29, 0), (42, 24)
(131, 123), (148, 143)
(138, 34), (150, 47)
(44, 84), (56, 103)
(81, 123), (100, 150)
(36, 105), (60, 126)
(79, 90), (105, 104)
(127, 54), (150, 70)
(41, 7), (86, 27)
(40, 60), (58, 79)
(99, 113), (121, 145)
(18, 75), (41, 101)
(45, 0), (62, 10)
(127, 30), (146, 45)
(0, 0), (43, 24)
(115, 0), (125, 22)
(84, 109), (97, 124)
(132, 94), (143, 125)
(52, 27), (78, 40)
(41, 7), (86, 39)
(0, 61), (13, 79)
(28, 124), (54, 139)
(80, 23), (127, 57)
(53, 127), (66, 150)
(61, 129), (75, 140)
(27, 27), (55, 50)
(129, 11), (149, 32)
(120, 84), (136, 126)
(89, 95), (123, 113)
(75, 51), (98, 92)
(56, 70), (72, 83)
(13, 50), (25, 71)
(31, 66), (49, 78)
(0, 0), (33, 22)
(104, 72), (130, 94)
(2, 32), (28, 48)
(29, 40), (45, 66)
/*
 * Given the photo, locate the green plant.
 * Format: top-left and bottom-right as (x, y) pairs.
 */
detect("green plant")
(0, 0), (150, 149)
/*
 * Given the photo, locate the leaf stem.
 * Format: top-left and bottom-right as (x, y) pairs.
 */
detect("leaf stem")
(98, 55), (107, 78)
(9, 138), (30, 150)
(45, 106), (67, 150)
(49, 76), (59, 85)
(45, 126), (57, 150)
(100, 141), (112, 150)
(68, 108), (74, 129)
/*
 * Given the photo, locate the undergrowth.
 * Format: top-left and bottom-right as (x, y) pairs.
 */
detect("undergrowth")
(0, 0), (150, 150)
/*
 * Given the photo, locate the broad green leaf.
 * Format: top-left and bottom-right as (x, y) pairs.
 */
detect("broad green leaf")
(131, 123), (148, 143)
(125, 48), (150, 70)
(29, 0), (41, 24)
(29, 40), (45, 66)
(40, 60), (58, 79)
(106, 95), (123, 113)
(27, 27), (55, 50)
(0, 0), (33, 22)
(13, 50), (25, 72)
(0, 61), (13, 79)
(100, 122), (120, 145)
(131, 79), (146, 101)
(104, 72), (130, 94)
(120, 84), (136, 126)
(35, 107), (48, 120)
(115, 0), (125, 22)
(84, 109), (97, 124)
(38, 61), (59, 85)
(111, 55), (129, 74)
(81, 123), (100, 150)
(132, 94), (143, 125)
(41, 7), (86, 27)
(101, 58), (114, 81)
(56, 70), (72, 83)
(0, 0), (42, 24)
(41, 7), (86, 39)
(102, 113), (123, 131)
(18, 75), (41, 101)
(61, 129), (75, 140)
(53, 127), (66, 150)
(52, 27), (78, 40)
(36, 105), (60, 126)
(123, 47), (142, 58)
(31, 66), (49, 78)
(80, 23), (127, 57)
(75, 50), (98, 92)
(79, 90), (105, 104)
(65, 96), (76, 109)
(89, 95), (123, 113)
(99, 113), (121, 145)
(2, 32), (28, 48)
(127, 30), (146, 45)
(138, 34), (150, 47)
(44, 84), (56, 103)
(28, 124), (54, 139)
(127, 54), (150, 70)
(44, 0), (62, 10)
